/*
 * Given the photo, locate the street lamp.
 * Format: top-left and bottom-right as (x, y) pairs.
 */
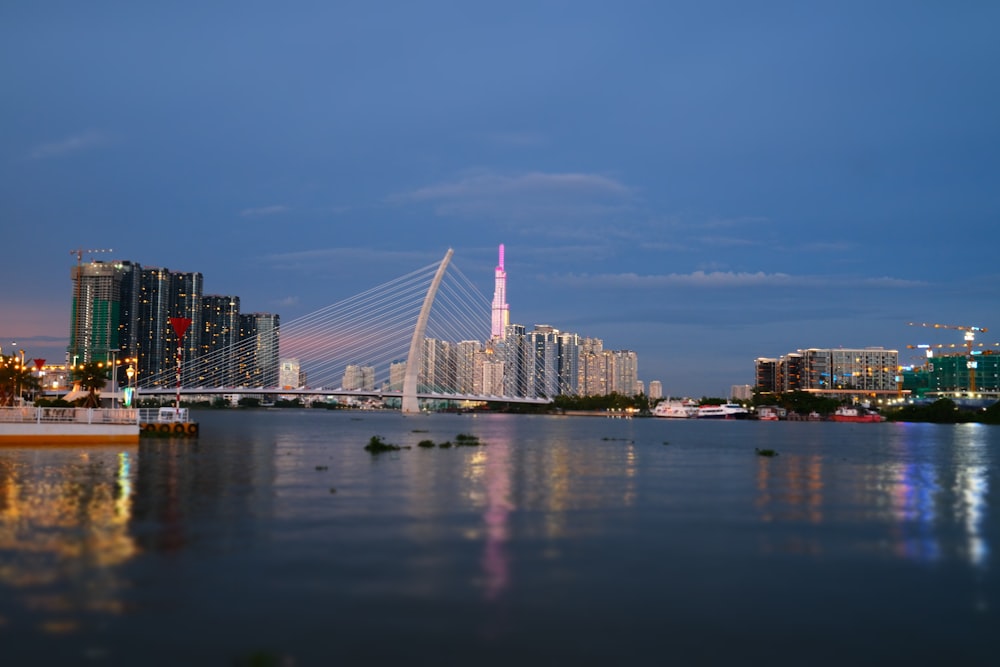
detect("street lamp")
(107, 349), (120, 408)
(126, 364), (135, 408)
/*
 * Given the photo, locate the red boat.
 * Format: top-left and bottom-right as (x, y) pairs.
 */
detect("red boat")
(832, 406), (884, 423)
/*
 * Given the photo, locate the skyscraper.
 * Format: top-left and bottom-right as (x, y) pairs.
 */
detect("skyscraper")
(490, 244), (509, 340)
(69, 261), (124, 365)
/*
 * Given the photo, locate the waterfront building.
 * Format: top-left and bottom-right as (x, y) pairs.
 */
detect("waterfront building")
(280, 358), (301, 389)
(135, 267), (173, 383)
(754, 358), (778, 393)
(608, 350), (639, 396)
(199, 295), (241, 386)
(926, 354), (1000, 393)
(238, 313), (280, 387)
(114, 261), (142, 365)
(455, 340), (481, 394)
(69, 261), (124, 366)
(482, 358), (504, 395)
(578, 337), (606, 396)
(757, 348), (899, 398)
(501, 324), (527, 397)
(170, 271), (203, 385)
(420, 338), (454, 392)
(731, 384), (753, 401)
(342, 364), (375, 391)
(557, 331), (580, 396)
(527, 325), (560, 398)
(649, 380), (663, 400)
(388, 360), (407, 392)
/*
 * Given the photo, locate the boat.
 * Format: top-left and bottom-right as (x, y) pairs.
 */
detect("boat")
(0, 406), (140, 444)
(757, 406), (780, 421)
(696, 404), (750, 420)
(831, 406), (884, 423)
(651, 399), (698, 418)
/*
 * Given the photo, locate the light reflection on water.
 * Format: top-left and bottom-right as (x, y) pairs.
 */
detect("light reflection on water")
(0, 413), (996, 664)
(0, 447), (137, 637)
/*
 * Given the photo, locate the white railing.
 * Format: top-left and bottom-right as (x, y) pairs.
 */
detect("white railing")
(139, 407), (190, 423)
(0, 407), (139, 425)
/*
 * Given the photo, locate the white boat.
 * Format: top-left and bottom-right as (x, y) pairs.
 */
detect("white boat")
(652, 400), (698, 418)
(0, 407), (140, 444)
(696, 404), (750, 420)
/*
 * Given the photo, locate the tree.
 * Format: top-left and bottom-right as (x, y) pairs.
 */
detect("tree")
(0, 354), (41, 406)
(73, 361), (110, 408)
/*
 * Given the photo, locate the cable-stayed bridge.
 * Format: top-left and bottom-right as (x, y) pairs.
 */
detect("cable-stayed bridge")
(136, 250), (552, 409)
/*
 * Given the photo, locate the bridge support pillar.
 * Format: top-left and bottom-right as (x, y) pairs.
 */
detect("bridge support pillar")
(402, 249), (453, 414)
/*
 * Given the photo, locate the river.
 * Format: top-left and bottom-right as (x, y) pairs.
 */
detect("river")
(0, 410), (997, 665)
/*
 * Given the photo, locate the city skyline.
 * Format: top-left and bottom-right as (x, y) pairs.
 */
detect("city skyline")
(2, 3), (998, 397)
(58, 249), (642, 400)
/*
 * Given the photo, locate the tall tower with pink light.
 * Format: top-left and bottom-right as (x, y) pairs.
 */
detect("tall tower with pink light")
(490, 244), (510, 340)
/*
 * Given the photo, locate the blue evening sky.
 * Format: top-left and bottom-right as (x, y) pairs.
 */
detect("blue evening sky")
(2, 1), (998, 397)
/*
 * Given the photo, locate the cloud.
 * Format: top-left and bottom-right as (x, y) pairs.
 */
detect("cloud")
(391, 169), (635, 220)
(29, 130), (107, 159)
(264, 246), (438, 271)
(240, 205), (289, 217)
(544, 271), (926, 289)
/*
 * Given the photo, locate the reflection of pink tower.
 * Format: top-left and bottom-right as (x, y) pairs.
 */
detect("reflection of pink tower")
(490, 244), (510, 339)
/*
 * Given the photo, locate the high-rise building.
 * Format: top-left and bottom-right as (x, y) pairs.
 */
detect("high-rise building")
(455, 340), (481, 394)
(342, 364), (375, 391)
(136, 267), (173, 383)
(482, 358), (505, 395)
(200, 295), (241, 386)
(730, 384), (753, 400)
(490, 244), (510, 340)
(69, 260), (124, 366)
(170, 271), (203, 384)
(238, 313), (280, 387)
(528, 325), (560, 398)
(649, 380), (663, 400)
(578, 337), (605, 396)
(280, 358), (301, 389)
(421, 338), (453, 391)
(755, 358), (778, 393)
(557, 331), (580, 396)
(756, 348), (898, 397)
(501, 324), (526, 397)
(69, 257), (273, 390)
(389, 360), (407, 391)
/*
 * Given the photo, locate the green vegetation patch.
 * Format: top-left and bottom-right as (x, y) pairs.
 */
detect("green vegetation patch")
(453, 433), (483, 446)
(364, 435), (401, 453)
(755, 448), (779, 457)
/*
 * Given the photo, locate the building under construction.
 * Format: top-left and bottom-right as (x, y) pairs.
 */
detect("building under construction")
(902, 353), (1000, 396)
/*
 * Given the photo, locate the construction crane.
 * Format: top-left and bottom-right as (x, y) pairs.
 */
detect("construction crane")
(69, 248), (114, 365)
(906, 322), (990, 393)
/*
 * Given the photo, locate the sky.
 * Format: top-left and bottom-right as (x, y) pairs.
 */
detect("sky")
(2, 1), (998, 398)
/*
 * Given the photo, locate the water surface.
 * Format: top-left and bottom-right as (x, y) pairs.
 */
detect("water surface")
(1, 411), (997, 664)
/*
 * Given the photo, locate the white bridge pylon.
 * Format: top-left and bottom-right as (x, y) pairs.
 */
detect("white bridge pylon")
(402, 248), (452, 413)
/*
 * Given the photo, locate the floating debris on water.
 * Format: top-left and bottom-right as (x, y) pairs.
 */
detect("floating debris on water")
(755, 448), (778, 457)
